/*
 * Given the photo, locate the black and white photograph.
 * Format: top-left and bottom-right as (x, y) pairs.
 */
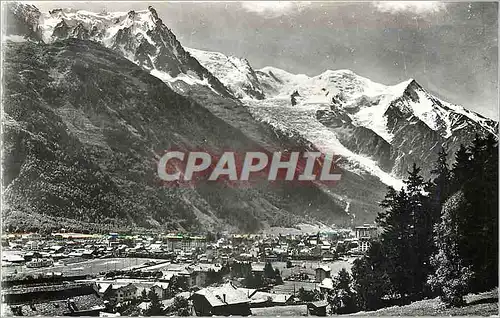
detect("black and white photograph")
(1, 1), (498, 316)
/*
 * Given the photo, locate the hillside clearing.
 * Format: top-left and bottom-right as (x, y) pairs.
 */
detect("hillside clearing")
(350, 289), (498, 316)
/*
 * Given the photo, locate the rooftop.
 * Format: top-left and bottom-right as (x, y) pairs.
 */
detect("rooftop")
(192, 283), (249, 307)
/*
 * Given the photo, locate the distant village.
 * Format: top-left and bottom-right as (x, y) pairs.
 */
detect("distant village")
(1, 224), (378, 316)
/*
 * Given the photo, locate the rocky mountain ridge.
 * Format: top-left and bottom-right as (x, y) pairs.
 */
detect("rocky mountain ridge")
(189, 50), (497, 179)
(4, 3), (497, 233)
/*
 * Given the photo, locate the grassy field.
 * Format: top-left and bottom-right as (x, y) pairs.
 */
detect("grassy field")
(253, 289), (498, 316)
(4, 258), (162, 277)
(351, 289), (498, 316)
(272, 280), (318, 294)
(252, 304), (308, 316)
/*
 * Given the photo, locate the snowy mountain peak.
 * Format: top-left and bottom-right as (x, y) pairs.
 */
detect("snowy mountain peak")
(252, 65), (497, 140)
(183, 46), (496, 145)
(186, 47), (265, 99)
(8, 4), (230, 97)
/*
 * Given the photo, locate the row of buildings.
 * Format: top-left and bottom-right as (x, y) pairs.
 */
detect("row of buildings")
(2, 225), (378, 270)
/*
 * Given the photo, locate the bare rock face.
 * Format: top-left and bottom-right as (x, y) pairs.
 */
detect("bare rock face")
(5, 2), (43, 41)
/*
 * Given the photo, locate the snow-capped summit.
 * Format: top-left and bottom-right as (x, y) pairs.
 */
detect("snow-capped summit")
(390, 79), (498, 138)
(186, 48), (265, 100)
(167, 45), (497, 182)
(26, 5), (232, 97)
(255, 65), (497, 143)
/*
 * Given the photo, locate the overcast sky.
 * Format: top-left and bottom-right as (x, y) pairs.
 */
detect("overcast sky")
(32, 1), (498, 119)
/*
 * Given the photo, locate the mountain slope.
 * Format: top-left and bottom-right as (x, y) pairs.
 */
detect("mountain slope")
(27, 5), (306, 153)
(30, 4), (391, 224)
(7, 4), (496, 231)
(2, 39), (353, 233)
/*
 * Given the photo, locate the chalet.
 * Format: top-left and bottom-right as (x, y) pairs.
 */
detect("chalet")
(190, 283), (251, 316)
(315, 266), (331, 282)
(82, 249), (97, 259)
(96, 280), (170, 300)
(135, 282), (170, 299)
(186, 264), (223, 288)
(354, 225), (378, 239)
(103, 283), (137, 303)
(318, 277), (334, 294)
(251, 263), (264, 277)
(308, 300), (328, 316)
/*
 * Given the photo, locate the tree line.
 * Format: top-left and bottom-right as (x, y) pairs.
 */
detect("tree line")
(324, 134), (498, 313)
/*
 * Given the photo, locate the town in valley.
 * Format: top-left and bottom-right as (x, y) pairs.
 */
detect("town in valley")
(2, 225), (377, 316)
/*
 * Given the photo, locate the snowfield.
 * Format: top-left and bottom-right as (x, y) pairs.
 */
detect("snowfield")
(243, 97), (405, 190)
(186, 47), (264, 99)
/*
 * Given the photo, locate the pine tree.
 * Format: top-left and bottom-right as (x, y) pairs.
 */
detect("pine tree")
(144, 289), (165, 316)
(375, 164), (432, 301)
(264, 261), (275, 279)
(376, 186), (412, 300)
(172, 296), (191, 316)
(352, 241), (391, 310)
(428, 191), (473, 307)
(141, 288), (148, 300)
(430, 134), (498, 301)
(450, 144), (471, 192)
(461, 134), (498, 292)
(405, 164), (434, 299)
(480, 134), (498, 290)
(430, 147), (450, 206)
(274, 268), (283, 284)
(291, 90), (300, 106)
(328, 268), (357, 314)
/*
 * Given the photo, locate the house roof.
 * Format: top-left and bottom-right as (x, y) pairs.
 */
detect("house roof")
(355, 225), (377, 230)
(111, 283), (136, 291)
(319, 278), (334, 290)
(98, 283), (111, 294)
(315, 265), (331, 272)
(309, 300), (328, 308)
(250, 292), (292, 304)
(192, 283), (249, 307)
(161, 272), (175, 281)
(2, 253), (24, 262)
(251, 263), (265, 272)
(148, 243), (162, 250)
(153, 282), (170, 289)
(238, 288), (257, 298)
(2, 294), (105, 316)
